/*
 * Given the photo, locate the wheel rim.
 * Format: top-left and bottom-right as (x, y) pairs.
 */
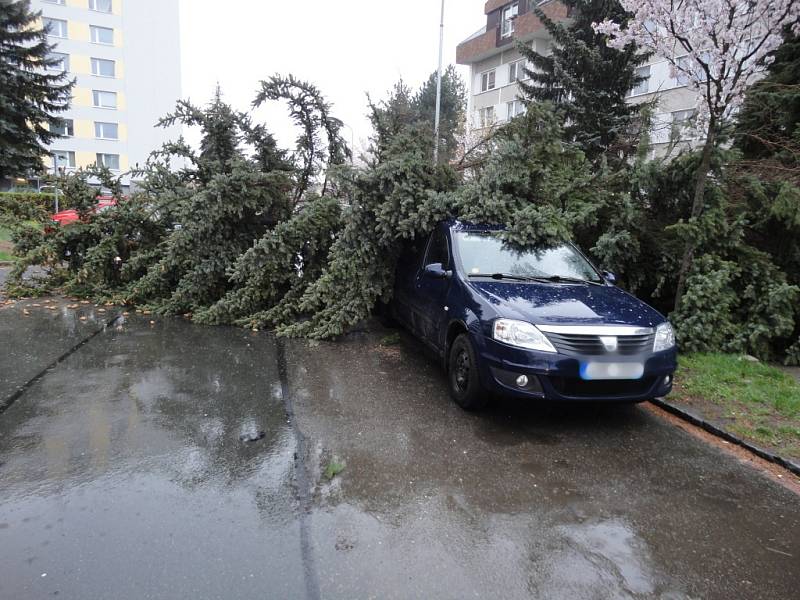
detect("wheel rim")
(453, 348), (470, 393)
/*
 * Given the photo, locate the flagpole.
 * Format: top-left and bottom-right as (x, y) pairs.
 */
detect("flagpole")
(433, 0), (445, 165)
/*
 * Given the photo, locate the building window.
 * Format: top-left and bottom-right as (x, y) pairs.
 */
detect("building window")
(675, 56), (690, 86)
(43, 18), (68, 38)
(629, 65), (651, 97)
(478, 106), (495, 128)
(93, 90), (117, 109)
(508, 60), (526, 84)
(95, 122), (119, 140)
(96, 153), (120, 170)
(501, 3), (519, 38)
(50, 119), (74, 137)
(675, 55), (708, 86)
(91, 58), (115, 77)
(89, 0), (113, 13)
(90, 26), (114, 45)
(53, 150), (76, 169)
(47, 52), (69, 73)
(671, 109), (696, 141)
(506, 100), (526, 120)
(480, 70), (496, 92)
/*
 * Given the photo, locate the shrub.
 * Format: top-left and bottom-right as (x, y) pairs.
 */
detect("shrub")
(0, 192), (56, 223)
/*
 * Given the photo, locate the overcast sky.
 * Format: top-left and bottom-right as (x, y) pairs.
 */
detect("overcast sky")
(178, 0), (486, 154)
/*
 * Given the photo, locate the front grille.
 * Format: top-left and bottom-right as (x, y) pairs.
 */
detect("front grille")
(549, 377), (656, 398)
(544, 332), (655, 357)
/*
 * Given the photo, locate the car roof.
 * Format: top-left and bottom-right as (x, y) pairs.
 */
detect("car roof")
(443, 219), (506, 232)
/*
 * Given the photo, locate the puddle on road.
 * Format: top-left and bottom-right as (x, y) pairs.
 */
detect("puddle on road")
(1, 314), (799, 599)
(280, 331), (800, 599)
(0, 317), (307, 599)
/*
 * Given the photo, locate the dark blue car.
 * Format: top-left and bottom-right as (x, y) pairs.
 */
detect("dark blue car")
(391, 221), (678, 410)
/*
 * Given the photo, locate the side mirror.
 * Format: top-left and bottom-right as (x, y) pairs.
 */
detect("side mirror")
(424, 263), (451, 280)
(602, 271), (617, 285)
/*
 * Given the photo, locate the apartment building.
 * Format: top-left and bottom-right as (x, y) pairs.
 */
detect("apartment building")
(30, 0), (182, 190)
(457, 0), (704, 156)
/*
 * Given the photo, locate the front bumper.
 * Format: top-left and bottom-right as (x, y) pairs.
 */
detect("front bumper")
(477, 337), (677, 402)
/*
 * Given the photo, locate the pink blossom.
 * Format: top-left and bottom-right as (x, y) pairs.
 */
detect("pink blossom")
(594, 0), (800, 127)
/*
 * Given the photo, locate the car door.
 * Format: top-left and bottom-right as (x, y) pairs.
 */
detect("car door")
(414, 227), (452, 350)
(392, 237), (427, 331)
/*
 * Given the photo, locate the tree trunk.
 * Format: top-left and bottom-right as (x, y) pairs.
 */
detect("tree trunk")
(673, 121), (717, 313)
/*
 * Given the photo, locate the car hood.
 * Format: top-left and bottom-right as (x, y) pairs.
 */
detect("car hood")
(468, 280), (664, 328)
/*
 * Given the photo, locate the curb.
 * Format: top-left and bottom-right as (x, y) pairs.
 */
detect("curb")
(0, 313), (123, 415)
(650, 397), (800, 478)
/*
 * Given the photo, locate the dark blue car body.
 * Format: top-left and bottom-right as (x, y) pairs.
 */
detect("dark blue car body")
(391, 221), (678, 405)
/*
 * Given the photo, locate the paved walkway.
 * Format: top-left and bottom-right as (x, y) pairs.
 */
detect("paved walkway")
(1, 304), (799, 599)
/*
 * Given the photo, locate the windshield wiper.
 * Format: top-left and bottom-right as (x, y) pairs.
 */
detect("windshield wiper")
(530, 275), (604, 286)
(467, 273), (604, 285)
(468, 273), (534, 282)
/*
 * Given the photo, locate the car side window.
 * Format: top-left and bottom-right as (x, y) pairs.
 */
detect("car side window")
(424, 229), (450, 268)
(400, 238), (426, 270)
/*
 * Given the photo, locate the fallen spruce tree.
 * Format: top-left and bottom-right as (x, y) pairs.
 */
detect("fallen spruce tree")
(5, 51), (800, 362)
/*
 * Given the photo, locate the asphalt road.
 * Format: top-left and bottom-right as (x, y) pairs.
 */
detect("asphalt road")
(1, 298), (798, 600)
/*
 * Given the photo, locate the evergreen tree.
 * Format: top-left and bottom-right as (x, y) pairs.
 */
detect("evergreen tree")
(0, 0), (74, 179)
(518, 0), (649, 163)
(457, 102), (615, 247)
(733, 32), (800, 363)
(414, 65), (467, 164)
(126, 91), (295, 315)
(734, 31), (800, 281)
(254, 74), (350, 203)
(367, 66), (466, 166)
(736, 32), (800, 166)
(274, 72), (466, 339)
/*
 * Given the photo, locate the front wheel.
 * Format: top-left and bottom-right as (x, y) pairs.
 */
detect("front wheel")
(448, 334), (489, 411)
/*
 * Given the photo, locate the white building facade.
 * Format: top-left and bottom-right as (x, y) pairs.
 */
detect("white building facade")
(457, 0), (703, 156)
(32, 0), (182, 189)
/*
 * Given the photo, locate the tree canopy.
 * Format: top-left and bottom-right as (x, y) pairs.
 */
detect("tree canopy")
(3, 9), (800, 365)
(0, 0), (74, 179)
(519, 0), (650, 164)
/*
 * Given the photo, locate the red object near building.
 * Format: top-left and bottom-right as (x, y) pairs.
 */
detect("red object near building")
(50, 197), (117, 227)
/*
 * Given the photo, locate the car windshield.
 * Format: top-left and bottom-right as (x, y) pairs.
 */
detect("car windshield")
(454, 231), (603, 283)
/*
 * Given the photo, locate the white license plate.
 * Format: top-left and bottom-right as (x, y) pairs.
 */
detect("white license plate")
(580, 362), (644, 381)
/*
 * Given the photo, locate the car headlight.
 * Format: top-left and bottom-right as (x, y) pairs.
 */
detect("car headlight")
(654, 322), (676, 352)
(493, 319), (557, 353)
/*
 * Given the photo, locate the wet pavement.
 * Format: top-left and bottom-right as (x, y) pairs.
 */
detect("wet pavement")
(1, 302), (799, 599)
(0, 298), (121, 411)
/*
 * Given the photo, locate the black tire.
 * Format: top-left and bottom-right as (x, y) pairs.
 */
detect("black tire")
(448, 333), (489, 411)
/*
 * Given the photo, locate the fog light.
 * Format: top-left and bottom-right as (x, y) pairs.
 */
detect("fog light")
(664, 375), (672, 386)
(516, 375), (529, 388)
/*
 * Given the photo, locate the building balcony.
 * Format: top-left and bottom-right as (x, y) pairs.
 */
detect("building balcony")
(456, 0), (570, 65)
